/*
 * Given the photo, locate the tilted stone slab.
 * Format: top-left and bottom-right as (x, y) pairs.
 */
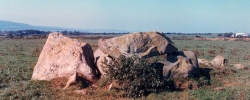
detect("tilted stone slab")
(98, 31), (178, 58)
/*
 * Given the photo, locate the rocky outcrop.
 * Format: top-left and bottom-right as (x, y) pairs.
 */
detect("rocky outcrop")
(94, 49), (113, 77)
(98, 31), (178, 59)
(31, 32), (98, 89)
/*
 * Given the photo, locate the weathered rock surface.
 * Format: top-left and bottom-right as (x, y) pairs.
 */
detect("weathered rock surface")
(233, 64), (247, 70)
(98, 31), (178, 58)
(198, 58), (211, 66)
(167, 51), (199, 68)
(198, 55), (227, 68)
(94, 49), (113, 77)
(31, 32), (98, 88)
(163, 56), (198, 79)
(210, 55), (227, 67)
(164, 51), (200, 78)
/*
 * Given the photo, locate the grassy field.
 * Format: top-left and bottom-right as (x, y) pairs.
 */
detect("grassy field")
(0, 37), (250, 99)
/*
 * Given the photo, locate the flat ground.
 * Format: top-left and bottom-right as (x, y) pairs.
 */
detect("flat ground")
(0, 36), (250, 99)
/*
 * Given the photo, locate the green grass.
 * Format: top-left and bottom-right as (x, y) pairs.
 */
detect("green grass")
(1, 37), (250, 99)
(173, 40), (250, 65)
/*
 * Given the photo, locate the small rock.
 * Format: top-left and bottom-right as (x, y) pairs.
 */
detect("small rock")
(74, 89), (87, 95)
(234, 64), (247, 70)
(214, 87), (225, 91)
(210, 55), (227, 67)
(108, 81), (120, 90)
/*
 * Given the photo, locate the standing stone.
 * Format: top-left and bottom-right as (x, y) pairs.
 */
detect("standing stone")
(31, 32), (98, 88)
(98, 31), (178, 59)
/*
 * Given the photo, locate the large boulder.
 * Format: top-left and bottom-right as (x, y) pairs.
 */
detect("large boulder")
(167, 51), (199, 68)
(94, 49), (113, 77)
(166, 51), (200, 77)
(31, 32), (98, 89)
(98, 31), (178, 59)
(163, 56), (198, 79)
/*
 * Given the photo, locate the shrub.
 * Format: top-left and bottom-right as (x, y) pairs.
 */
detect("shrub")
(107, 55), (171, 97)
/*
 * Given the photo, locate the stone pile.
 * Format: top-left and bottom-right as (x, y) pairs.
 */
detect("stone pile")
(32, 31), (223, 89)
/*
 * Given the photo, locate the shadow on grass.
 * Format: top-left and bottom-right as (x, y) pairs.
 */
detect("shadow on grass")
(199, 68), (213, 81)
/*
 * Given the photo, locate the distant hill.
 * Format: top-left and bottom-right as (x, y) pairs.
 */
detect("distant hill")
(0, 20), (69, 31)
(0, 20), (128, 33)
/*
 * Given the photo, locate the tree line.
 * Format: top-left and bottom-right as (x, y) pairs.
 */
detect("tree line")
(0, 30), (129, 38)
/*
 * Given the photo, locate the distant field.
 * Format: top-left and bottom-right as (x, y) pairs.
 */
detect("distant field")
(166, 33), (219, 38)
(0, 36), (250, 99)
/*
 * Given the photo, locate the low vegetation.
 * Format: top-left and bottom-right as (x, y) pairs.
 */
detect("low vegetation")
(105, 55), (171, 97)
(0, 36), (250, 99)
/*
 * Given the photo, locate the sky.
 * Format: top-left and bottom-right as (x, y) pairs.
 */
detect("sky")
(0, 0), (250, 33)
